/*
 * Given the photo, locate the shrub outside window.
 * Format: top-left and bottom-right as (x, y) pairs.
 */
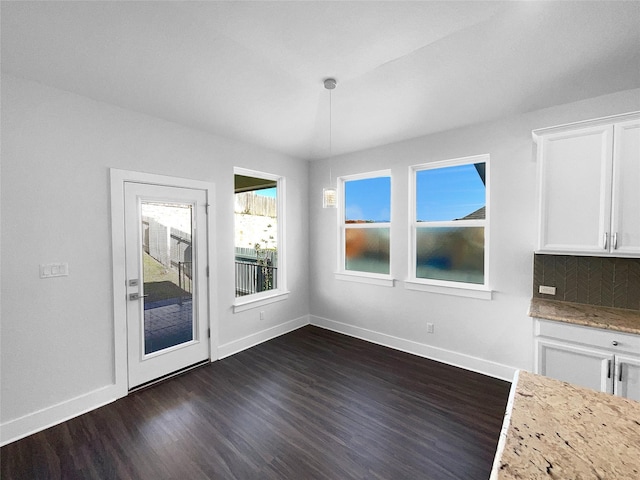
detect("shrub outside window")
(410, 155), (489, 290)
(339, 171), (391, 278)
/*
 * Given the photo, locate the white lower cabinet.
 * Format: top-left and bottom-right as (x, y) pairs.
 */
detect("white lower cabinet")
(537, 339), (613, 393)
(535, 319), (640, 400)
(615, 355), (640, 402)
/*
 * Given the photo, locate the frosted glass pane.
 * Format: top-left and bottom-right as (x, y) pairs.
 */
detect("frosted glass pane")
(345, 227), (390, 274)
(416, 163), (485, 221)
(345, 177), (390, 222)
(416, 227), (484, 284)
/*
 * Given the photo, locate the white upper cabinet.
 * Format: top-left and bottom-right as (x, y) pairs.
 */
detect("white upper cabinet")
(534, 113), (640, 256)
(611, 119), (640, 256)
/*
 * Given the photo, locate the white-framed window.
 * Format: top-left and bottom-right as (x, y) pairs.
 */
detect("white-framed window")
(407, 155), (491, 299)
(336, 170), (394, 287)
(233, 167), (288, 312)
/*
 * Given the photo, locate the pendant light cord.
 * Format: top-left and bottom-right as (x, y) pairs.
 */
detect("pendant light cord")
(329, 88), (333, 156)
(329, 88), (332, 186)
(323, 78), (337, 191)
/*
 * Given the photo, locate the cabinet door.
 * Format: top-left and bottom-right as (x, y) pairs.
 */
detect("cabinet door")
(615, 355), (640, 401)
(536, 338), (613, 393)
(611, 119), (640, 256)
(537, 125), (613, 254)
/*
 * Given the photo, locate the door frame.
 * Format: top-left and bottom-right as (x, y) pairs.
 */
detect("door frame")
(110, 168), (217, 397)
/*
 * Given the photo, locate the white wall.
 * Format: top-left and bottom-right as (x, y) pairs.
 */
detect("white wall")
(308, 89), (640, 379)
(2, 73), (638, 445)
(0, 75), (309, 442)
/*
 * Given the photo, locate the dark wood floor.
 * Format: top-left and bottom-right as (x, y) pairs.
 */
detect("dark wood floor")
(1, 326), (510, 480)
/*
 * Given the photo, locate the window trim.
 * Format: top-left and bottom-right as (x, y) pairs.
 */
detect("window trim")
(233, 167), (288, 311)
(407, 154), (492, 298)
(335, 170), (394, 286)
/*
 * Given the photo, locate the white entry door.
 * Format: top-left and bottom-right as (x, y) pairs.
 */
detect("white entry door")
(124, 182), (210, 389)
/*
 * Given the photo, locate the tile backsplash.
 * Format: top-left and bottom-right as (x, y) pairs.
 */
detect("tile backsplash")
(533, 254), (640, 311)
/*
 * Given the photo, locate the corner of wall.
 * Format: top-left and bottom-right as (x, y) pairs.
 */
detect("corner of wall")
(309, 315), (517, 382)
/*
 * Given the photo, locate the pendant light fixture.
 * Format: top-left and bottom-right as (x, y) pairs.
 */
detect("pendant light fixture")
(323, 78), (337, 208)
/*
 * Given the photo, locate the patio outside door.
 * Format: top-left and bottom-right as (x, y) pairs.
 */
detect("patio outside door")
(124, 182), (210, 389)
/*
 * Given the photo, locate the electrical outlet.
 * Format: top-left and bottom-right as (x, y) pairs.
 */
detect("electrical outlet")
(538, 285), (556, 295)
(427, 322), (434, 334)
(260, 311), (265, 321)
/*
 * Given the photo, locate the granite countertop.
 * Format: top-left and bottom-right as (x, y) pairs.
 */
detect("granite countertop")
(529, 297), (640, 335)
(491, 370), (640, 479)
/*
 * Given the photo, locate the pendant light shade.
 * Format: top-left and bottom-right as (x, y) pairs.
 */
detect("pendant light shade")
(323, 187), (337, 208)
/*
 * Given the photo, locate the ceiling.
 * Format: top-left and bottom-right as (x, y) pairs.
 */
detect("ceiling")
(2, 1), (639, 161)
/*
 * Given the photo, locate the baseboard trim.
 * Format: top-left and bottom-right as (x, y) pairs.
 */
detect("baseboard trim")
(217, 315), (310, 359)
(1, 384), (122, 447)
(310, 315), (516, 382)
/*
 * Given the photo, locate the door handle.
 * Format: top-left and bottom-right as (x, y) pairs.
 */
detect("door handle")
(129, 293), (149, 301)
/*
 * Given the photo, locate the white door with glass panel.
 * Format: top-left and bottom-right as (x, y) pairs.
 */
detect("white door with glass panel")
(124, 182), (209, 389)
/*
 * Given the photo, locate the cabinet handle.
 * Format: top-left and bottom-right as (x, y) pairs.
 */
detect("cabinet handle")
(612, 340), (619, 346)
(603, 232), (608, 250)
(607, 360), (611, 378)
(613, 232), (618, 250)
(619, 364), (623, 382)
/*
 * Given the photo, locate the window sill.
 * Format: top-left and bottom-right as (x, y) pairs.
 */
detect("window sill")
(404, 280), (493, 300)
(233, 290), (290, 313)
(334, 272), (395, 287)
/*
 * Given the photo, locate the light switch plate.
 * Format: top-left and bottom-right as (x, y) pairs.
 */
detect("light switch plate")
(40, 263), (69, 278)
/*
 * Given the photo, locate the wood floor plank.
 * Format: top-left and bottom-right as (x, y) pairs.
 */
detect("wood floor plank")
(1, 326), (510, 479)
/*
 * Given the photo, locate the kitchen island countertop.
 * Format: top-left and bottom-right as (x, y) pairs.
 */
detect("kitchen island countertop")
(491, 370), (640, 479)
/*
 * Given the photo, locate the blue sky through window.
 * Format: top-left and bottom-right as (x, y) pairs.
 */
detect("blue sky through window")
(416, 164), (485, 222)
(342, 165), (484, 223)
(345, 177), (391, 222)
(256, 187), (276, 198)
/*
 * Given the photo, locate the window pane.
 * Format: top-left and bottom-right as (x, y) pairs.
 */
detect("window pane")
(416, 163), (485, 222)
(234, 174), (278, 297)
(416, 226), (484, 284)
(141, 202), (194, 354)
(345, 177), (391, 223)
(345, 227), (390, 274)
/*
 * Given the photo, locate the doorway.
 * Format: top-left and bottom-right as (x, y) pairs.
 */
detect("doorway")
(111, 170), (215, 392)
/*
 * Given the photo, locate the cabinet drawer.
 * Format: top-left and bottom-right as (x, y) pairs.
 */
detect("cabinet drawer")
(536, 319), (640, 353)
